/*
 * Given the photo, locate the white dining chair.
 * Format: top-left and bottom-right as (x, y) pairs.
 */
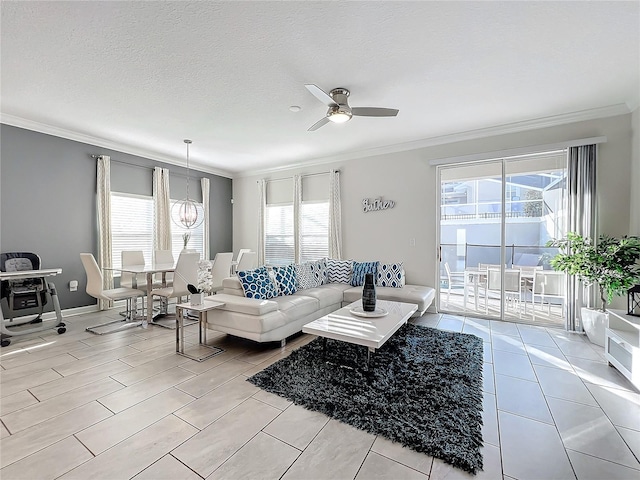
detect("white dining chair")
(231, 248), (251, 275)
(211, 252), (234, 293)
(235, 251), (257, 273)
(236, 248), (251, 265)
(150, 252), (199, 328)
(154, 249), (175, 287)
(120, 250), (146, 288)
(120, 250), (148, 314)
(80, 253), (146, 334)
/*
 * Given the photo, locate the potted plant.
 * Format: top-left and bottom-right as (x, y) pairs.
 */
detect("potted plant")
(187, 260), (213, 305)
(547, 232), (640, 346)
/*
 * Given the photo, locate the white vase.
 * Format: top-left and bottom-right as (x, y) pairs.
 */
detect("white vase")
(190, 293), (204, 306)
(581, 307), (608, 347)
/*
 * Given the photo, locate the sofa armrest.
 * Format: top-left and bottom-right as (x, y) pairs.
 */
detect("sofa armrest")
(207, 293), (279, 315)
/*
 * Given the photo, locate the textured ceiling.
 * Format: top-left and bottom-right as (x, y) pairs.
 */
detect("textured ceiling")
(1, 1), (638, 177)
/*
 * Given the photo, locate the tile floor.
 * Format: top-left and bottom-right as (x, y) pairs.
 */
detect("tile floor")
(1, 308), (639, 480)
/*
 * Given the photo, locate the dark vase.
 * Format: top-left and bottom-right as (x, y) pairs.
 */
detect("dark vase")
(362, 273), (377, 312)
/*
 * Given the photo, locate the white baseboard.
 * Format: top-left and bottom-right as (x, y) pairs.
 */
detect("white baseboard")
(5, 300), (134, 322)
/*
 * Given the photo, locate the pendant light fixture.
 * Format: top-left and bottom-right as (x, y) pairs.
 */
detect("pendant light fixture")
(172, 139), (203, 229)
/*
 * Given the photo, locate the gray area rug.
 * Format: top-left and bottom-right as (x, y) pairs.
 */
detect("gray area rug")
(247, 324), (484, 474)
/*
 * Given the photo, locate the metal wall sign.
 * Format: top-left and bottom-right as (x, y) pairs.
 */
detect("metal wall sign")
(362, 197), (395, 213)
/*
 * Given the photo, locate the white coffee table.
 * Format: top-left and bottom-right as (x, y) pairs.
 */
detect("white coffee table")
(303, 300), (418, 369)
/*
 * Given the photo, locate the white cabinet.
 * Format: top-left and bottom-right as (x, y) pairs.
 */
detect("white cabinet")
(605, 309), (640, 390)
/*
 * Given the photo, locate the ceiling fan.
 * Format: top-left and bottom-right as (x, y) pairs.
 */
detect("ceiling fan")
(304, 84), (399, 131)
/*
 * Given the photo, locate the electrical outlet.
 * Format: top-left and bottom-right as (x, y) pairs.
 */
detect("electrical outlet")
(69, 280), (78, 292)
(409, 238), (416, 247)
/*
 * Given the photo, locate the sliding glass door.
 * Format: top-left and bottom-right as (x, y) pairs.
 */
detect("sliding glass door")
(438, 151), (568, 326)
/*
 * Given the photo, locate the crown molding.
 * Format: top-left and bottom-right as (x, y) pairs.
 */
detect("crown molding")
(234, 103), (631, 178)
(0, 114), (234, 179)
(2, 103), (630, 181)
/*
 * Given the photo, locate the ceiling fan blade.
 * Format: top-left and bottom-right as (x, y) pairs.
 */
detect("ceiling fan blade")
(351, 107), (399, 117)
(308, 117), (330, 131)
(305, 84), (337, 107)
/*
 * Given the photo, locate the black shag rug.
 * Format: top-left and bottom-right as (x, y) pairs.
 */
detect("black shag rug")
(247, 324), (484, 474)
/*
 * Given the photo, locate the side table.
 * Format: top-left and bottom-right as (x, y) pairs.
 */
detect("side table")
(176, 300), (225, 361)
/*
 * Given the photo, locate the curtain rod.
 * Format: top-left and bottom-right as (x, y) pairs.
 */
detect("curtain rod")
(428, 136), (607, 166)
(261, 170), (340, 183)
(89, 154), (202, 180)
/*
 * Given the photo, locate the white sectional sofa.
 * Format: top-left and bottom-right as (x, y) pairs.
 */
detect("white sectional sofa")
(205, 276), (435, 345)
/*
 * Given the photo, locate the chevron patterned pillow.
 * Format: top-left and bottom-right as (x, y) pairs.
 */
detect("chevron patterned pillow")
(327, 258), (353, 284)
(377, 262), (405, 288)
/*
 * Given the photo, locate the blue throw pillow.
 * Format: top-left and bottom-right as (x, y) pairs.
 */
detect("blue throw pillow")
(272, 265), (297, 295)
(351, 261), (379, 286)
(377, 262), (405, 288)
(238, 267), (278, 300)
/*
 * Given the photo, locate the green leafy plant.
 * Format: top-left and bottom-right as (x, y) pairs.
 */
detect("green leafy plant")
(547, 232), (640, 311)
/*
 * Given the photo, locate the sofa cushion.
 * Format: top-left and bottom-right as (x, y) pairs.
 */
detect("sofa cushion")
(271, 294), (319, 322)
(377, 262), (406, 288)
(351, 261), (379, 286)
(272, 265), (297, 296)
(222, 276), (245, 296)
(343, 284), (435, 314)
(238, 267), (278, 300)
(295, 283), (350, 309)
(327, 258), (353, 284)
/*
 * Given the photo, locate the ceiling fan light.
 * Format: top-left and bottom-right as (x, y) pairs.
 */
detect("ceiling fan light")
(328, 110), (352, 123)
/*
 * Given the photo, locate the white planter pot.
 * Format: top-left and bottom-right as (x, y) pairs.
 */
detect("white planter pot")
(190, 293), (204, 306)
(581, 307), (608, 347)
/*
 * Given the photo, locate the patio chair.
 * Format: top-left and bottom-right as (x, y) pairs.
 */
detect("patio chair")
(443, 262), (465, 307)
(485, 268), (522, 315)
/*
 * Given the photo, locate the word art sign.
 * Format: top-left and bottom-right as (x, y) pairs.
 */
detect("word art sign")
(362, 197), (395, 213)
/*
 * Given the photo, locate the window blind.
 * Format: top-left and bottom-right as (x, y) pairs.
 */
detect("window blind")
(111, 193), (154, 276)
(265, 204), (295, 266)
(300, 201), (329, 263)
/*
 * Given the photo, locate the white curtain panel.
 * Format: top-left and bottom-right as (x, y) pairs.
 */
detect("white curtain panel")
(153, 167), (172, 252)
(96, 155), (113, 310)
(329, 169), (343, 259)
(293, 174), (302, 264)
(566, 144), (597, 332)
(201, 177), (210, 260)
(257, 179), (266, 266)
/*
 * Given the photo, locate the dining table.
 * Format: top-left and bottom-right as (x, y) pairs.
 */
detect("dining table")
(107, 262), (176, 327)
(463, 266), (535, 312)
(463, 267), (486, 311)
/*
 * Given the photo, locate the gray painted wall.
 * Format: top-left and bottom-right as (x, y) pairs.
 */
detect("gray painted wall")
(0, 124), (232, 312)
